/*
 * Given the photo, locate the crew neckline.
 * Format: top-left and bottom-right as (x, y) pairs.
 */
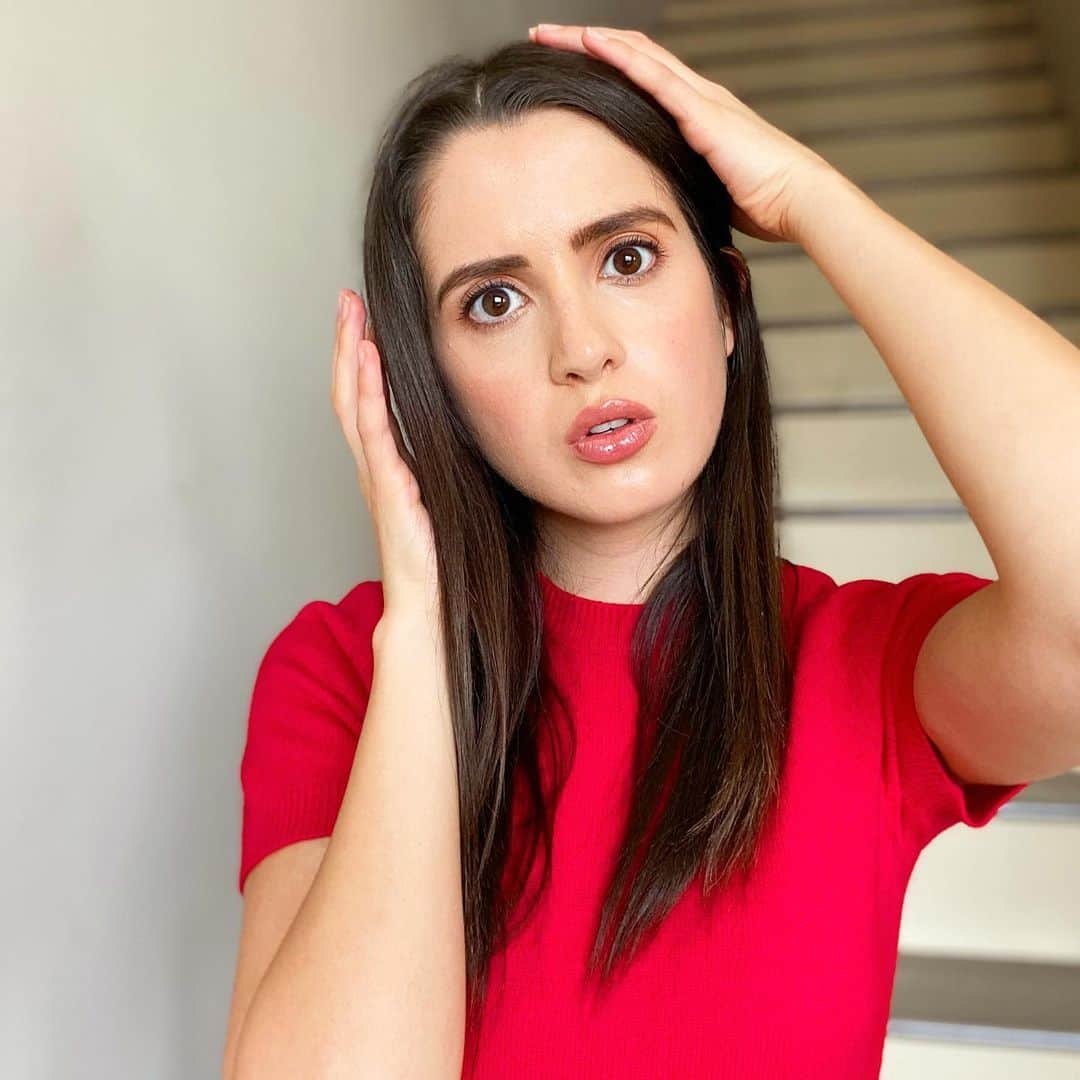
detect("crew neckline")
(536, 560), (797, 655)
(536, 568), (644, 654)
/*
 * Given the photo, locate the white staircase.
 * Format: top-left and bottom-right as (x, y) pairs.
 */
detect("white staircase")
(654, 1), (1080, 1075)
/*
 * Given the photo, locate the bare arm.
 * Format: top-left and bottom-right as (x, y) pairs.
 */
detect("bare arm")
(229, 608), (465, 1078)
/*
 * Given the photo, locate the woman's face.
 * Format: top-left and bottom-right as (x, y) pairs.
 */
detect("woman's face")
(416, 107), (733, 543)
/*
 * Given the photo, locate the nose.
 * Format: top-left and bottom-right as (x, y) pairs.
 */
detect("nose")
(547, 296), (626, 385)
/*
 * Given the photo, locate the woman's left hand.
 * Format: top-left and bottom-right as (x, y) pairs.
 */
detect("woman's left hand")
(528, 24), (839, 246)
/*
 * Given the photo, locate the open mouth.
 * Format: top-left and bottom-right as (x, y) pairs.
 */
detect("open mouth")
(570, 416), (657, 463)
(583, 417), (636, 437)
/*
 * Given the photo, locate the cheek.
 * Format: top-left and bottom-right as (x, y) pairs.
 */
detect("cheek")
(651, 306), (728, 434)
(450, 370), (542, 482)
(436, 334), (545, 482)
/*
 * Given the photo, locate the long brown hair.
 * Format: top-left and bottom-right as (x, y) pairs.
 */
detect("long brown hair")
(361, 39), (793, 1027)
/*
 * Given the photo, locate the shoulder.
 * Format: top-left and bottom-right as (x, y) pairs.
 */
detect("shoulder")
(244, 578), (388, 753)
(258, 578), (386, 688)
(237, 578), (387, 892)
(278, 577), (386, 647)
(779, 557), (840, 655)
(779, 560), (1016, 848)
(781, 558), (992, 659)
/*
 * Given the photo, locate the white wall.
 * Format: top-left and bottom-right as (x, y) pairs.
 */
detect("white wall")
(1, 2), (658, 1076)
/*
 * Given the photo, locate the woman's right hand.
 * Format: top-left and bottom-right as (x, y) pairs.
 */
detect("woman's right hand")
(331, 288), (440, 621)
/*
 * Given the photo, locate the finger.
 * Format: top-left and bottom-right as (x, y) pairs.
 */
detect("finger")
(331, 291), (374, 501)
(531, 24), (721, 99)
(350, 297), (407, 494)
(331, 292), (356, 429)
(331, 289), (352, 411)
(378, 352), (417, 475)
(331, 289), (346, 387)
(363, 307), (416, 474)
(574, 28), (704, 135)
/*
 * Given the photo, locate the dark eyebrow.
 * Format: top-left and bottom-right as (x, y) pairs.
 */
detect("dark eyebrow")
(434, 203), (678, 312)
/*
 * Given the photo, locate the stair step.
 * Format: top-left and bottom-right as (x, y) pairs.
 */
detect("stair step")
(693, 30), (1044, 98)
(807, 114), (1073, 184)
(774, 410), (994, 507)
(882, 1038), (1080, 1080)
(777, 515), (997, 578)
(749, 71), (1058, 141)
(888, 953), (1080, 1049)
(1000, 770), (1080, 821)
(742, 174), (1080, 258)
(658, 0), (1030, 61)
(902, 816), (1080, 964)
(661, 0), (1008, 25)
(764, 309), (1080, 408)
(752, 236), (1080, 323)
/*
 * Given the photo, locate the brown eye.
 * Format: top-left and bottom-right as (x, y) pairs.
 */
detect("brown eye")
(480, 289), (512, 318)
(458, 236), (666, 331)
(611, 246), (643, 275)
(462, 280), (524, 326)
(600, 239), (659, 282)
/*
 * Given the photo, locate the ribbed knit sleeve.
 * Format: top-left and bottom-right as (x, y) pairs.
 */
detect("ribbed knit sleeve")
(877, 570), (1029, 851)
(237, 579), (384, 894)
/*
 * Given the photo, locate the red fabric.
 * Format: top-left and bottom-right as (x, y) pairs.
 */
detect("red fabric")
(237, 560), (1028, 1078)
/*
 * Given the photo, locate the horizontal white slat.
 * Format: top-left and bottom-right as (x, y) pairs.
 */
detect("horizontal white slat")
(891, 953), (1080, 1048)
(752, 237), (1080, 322)
(658, 0), (1029, 59)
(748, 72), (1058, 139)
(806, 116), (1073, 184)
(661, 0), (988, 23)
(763, 311), (1080, 407)
(776, 411), (963, 506)
(1000, 773), (1080, 823)
(899, 821), (1080, 963)
(777, 516), (996, 580)
(693, 32), (1042, 97)
(882, 1035), (1080, 1078)
(742, 174), (1080, 258)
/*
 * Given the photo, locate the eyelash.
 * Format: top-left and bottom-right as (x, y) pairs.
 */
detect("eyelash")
(457, 234), (667, 329)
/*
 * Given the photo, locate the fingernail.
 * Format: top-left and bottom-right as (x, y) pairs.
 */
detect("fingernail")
(586, 26), (607, 40)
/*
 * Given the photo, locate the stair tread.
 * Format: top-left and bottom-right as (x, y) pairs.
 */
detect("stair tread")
(753, 237), (1080, 323)
(662, 0), (1006, 24)
(742, 174), (1080, 258)
(890, 952), (1080, 1042)
(1003, 772), (1080, 819)
(659, 0), (1029, 60)
(752, 74), (1058, 143)
(694, 32), (1043, 98)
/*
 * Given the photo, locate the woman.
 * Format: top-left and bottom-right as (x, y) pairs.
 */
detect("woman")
(226, 26), (1080, 1079)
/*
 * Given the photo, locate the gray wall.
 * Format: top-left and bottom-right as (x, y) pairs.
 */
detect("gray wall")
(2, 2), (659, 1076)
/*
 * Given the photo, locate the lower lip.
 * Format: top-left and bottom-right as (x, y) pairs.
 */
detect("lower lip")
(570, 417), (658, 464)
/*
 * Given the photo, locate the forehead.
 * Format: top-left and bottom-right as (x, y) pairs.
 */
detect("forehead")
(416, 108), (672, 273)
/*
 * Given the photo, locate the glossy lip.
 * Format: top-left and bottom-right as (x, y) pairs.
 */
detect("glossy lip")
(570, 416), (658, 464)
(565, 397), (656, 445)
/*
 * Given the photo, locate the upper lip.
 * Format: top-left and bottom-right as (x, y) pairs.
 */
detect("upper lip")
(565, 398), (656, 444)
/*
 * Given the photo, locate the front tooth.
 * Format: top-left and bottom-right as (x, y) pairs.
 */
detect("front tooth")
(588, 417), (631, 435)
